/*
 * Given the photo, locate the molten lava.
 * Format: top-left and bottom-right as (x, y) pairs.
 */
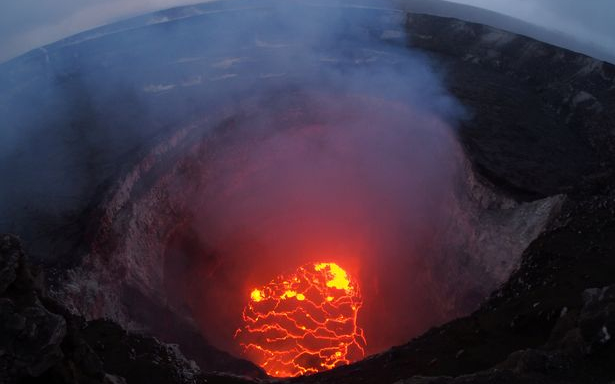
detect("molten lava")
(235, 262), (366, 377)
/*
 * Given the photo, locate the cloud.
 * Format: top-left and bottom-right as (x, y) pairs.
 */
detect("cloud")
(447, 0), (615, 57)
(1, 0), (614, 63)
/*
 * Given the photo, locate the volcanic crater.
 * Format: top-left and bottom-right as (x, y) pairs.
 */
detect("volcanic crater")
(1, 1), (615, 384)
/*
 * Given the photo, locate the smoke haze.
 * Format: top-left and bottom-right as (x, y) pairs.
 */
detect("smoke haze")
(0, 0), (557, 366)
(177, 92), (462, 353)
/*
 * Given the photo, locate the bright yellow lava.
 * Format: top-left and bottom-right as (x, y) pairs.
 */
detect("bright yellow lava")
(282, 290), (297, 299)
(314, 262), (351, 291)
(250, 289), (264, 302)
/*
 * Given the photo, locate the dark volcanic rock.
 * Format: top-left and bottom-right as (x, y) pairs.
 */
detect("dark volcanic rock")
(0, 235), (20, 292)
(119, 285), (266, 378)
(0, 234), (66, 383)
(394, 283), (615, 384)
(0, 234), (259, 384)
(78, 318), (203, 384)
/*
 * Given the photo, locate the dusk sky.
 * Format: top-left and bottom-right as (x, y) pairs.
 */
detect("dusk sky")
(0, 0), (612, 63)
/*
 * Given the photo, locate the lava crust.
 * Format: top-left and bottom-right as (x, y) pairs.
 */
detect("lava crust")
(236, 262), (366, 377)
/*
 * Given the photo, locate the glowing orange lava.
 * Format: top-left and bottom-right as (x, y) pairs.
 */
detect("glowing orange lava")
(235, 262), (366, 377)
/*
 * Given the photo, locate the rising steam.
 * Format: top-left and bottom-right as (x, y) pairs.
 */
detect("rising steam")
(1, 0), (470, 367)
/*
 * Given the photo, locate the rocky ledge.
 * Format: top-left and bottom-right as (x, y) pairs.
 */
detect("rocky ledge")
(0, 234), (256, 384)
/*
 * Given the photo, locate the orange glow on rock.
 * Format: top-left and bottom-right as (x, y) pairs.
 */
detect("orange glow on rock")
(235, 262), (366, 377)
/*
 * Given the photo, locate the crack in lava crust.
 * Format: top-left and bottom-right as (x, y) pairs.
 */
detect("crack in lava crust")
(235, 262), (366, 377)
